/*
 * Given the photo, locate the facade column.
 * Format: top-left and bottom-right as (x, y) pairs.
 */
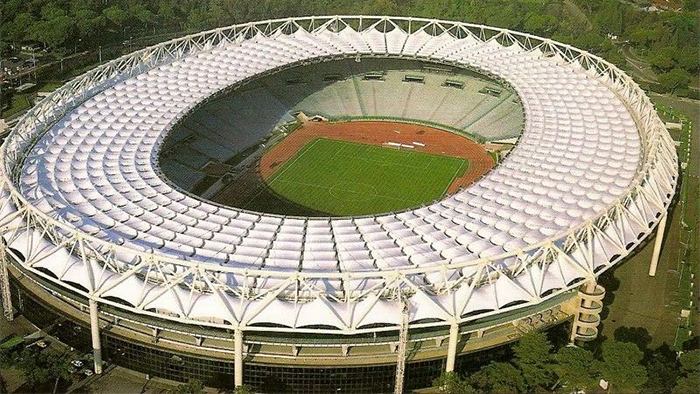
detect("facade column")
(89, 299), (103, 374)
(394, 305), (409, 394)
(445, 322), (459, 372)
(234, 328), (244, 387)
(0, 244), (13, 322)
(649, 213), (668, 277)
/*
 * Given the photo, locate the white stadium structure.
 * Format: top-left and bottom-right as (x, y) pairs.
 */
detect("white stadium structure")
(0, 16), (677, 393)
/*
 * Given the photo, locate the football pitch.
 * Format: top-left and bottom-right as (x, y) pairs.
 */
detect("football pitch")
(265, 138), (468, 216)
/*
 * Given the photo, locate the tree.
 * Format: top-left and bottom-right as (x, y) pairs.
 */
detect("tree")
(234, 385), (254, 394)
(186, 7), (211, 31)
(103, 6), (128, 29)
(658, 68), (692, 94)
(513, 331), (555, 390)
(613, 326), (652, 354)
(674, 46), (700, 73)
(362, 0), (401, 15)
(0, 348), (14, 367)
(554, 345), (597, 392)
(684, 0), (700, 12)
(524, 13), (557, 36)
(157, 0), (182, 28)
(641, 345), (680, 394)
(13, 348), (71, 391)
(649, 47), (677, 72)
(30, 15), (76, 49)
(130, 3), (155, 23)
(433, 372), (476, 394)
(679, 349), (700, 373)
(26, 4), (77, 50)
(670, 349), (700, 394)
(629, 27), (656, 48)
(1, 12), (35, 45)
(673, 373), (700, 394)
(73, 8), (106, 42)
(171, 379), (204, 394)
(593, 340), (648, 393)
(470, 362), (526, 393)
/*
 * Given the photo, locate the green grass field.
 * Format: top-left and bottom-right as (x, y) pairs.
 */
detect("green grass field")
(266, 138), (468, 216)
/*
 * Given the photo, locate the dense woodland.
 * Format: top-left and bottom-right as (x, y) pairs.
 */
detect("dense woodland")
(431, 330), (700, 394)
(1, 0), (699, 96)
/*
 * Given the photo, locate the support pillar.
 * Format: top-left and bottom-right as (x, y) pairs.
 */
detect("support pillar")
(445, 322), (459, 372)
(234, 328), (243, 388)
(89, 299), (103, 374)
(394, 305), (409, 394)
(649, 213), (668, 277)
(0, 244), (13, 322)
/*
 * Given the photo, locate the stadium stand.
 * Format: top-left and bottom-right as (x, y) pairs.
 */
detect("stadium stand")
(159, 58), (524, 191)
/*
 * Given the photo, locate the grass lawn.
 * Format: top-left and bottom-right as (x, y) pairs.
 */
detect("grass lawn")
(1, 94), (32, 119)
(266, 138), (467, 216)
(38, 81), (64, 92)
(598, 97), (699, 350)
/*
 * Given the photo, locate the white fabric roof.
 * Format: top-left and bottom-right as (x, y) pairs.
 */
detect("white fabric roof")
(0, 19), (676, 330)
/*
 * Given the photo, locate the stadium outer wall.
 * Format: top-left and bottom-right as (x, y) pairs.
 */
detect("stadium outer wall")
(6, 260), (578, 392)
(0, 16), (678, 393)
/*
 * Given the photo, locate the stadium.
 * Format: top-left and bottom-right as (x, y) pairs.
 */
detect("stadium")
(0, 16), (678, 393)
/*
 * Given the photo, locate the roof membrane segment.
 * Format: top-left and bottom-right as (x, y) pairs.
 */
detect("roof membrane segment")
(21, 38), (637, 273)
(0, 17), (676, 331)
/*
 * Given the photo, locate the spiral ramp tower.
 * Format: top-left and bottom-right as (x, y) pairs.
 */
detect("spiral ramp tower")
(0, 16), (677, 393)
(568, 282), (607, 342)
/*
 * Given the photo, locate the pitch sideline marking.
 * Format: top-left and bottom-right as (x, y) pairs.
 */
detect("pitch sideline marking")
(267, 138), (322, 185)
(440, 159), (468, 197)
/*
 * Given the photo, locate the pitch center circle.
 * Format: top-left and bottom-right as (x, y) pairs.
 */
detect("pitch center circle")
(329, 181), (378, 201)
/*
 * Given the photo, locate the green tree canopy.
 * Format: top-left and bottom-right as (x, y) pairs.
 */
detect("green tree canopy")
(658, 68), (693, 93)
(73, 8), (106, 41)
(650, 47), (677, 72)
(554, 345), (597, 392)
(129, 3), (155, 25)
(433, 372), (477, 394)
(641, 345), (681, 394)
(673, 373), (700, 394)
(103, 5), (128, 29)
(674, 45), (700, 73)
(186, 7), (211, 30)
(670, 349), (700, 394)
(233, 384), (254, 394)
(0, 12), (35, 44)
(171, 379), (204, 394)
(630, 27), (657, 47)
(524, 12), (557, 35)
(470, 362), (526, 393)
(593, 340), (648, 393)
(679, 349), (700, 373)
(513, 331), (555, 390)
(29, 5), (76, 49)
(12, 348), (71, 389)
